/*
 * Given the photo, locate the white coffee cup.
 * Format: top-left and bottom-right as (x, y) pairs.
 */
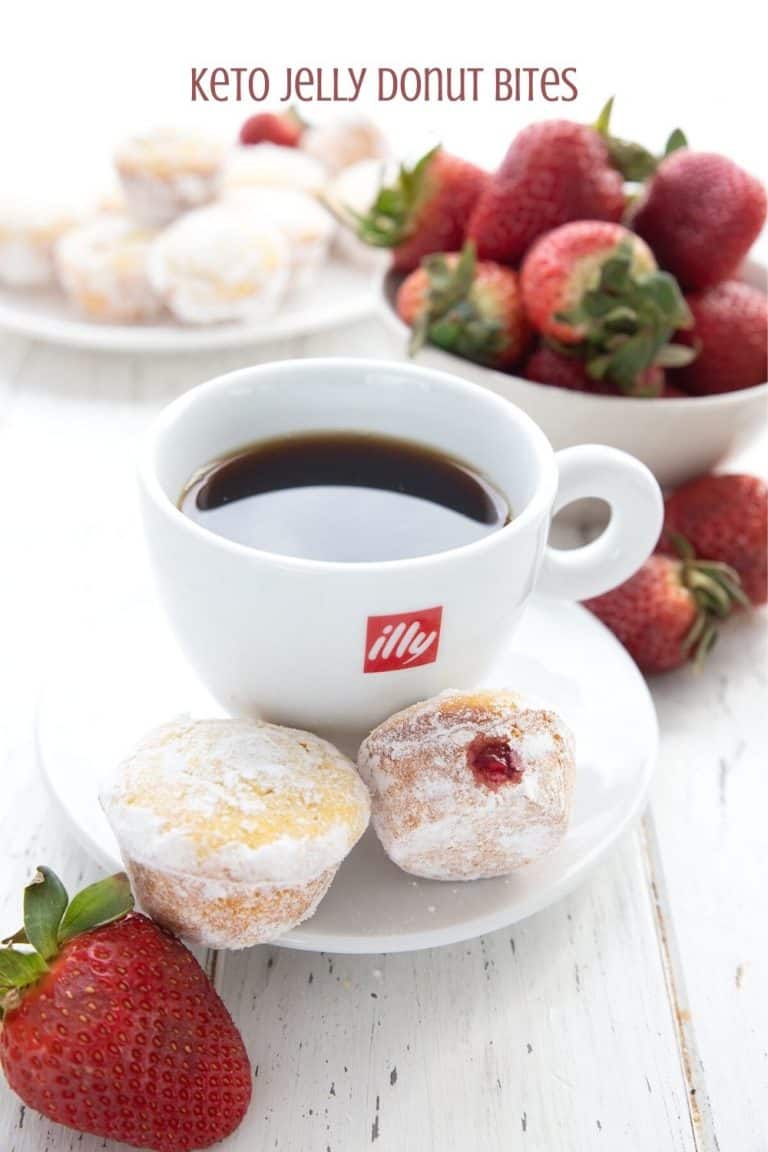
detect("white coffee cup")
(139, 358), (662, 733)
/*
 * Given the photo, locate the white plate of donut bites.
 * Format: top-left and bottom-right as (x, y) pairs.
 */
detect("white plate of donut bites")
(0, 129), (387, 351)
(38, 590), (657, 954)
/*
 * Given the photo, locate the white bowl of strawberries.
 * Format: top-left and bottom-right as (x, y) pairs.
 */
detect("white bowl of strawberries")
(364, 112), (767, 490)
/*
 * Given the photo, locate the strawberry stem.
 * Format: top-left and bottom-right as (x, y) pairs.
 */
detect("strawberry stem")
(409, 245), (478, 356)
(24, 867), (68, 961)
(284, 105), (307, 134)
(409, 243), (513, 368)
(353, 146), (439, 248)
(663, 128), (688, 156)
(0, 949), (48, 997)
(594, 96), (687, 181)
(557, 240), (695, 395)
(58, 873), (134, 945)
(0, 869), (134, 1012)
(0, 928), (28, 947)
(670, 535), (750, 664)
(594, 97), (614, 136)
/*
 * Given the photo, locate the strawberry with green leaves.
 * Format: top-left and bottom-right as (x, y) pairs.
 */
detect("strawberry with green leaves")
(657, 473), (768, 606)
(0, 869), (251, 1152)
(239, 109), (302, 148)
(523, 344), (684, 397)
(466, 118), (624, 266)
(583, 540), (748, 674)
(524, 344), (615, 394)
(466, 97), (686, 266)
(520, 221), (695, 396)
(352, 147), (488, 272)
(396, 243), (528, 370)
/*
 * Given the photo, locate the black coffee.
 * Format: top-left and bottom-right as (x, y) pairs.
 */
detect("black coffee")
(179, 433), (510, 562)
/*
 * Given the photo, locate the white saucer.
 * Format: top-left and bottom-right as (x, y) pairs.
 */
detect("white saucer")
(0, 259), (375, 352)
(37, 592), (657, 954)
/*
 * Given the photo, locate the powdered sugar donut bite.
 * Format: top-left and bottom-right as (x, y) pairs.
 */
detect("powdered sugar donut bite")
(0, 202), (79, 288)
(115, 128), (225, 226)
(358, 690), (575, 881)
(147, 204), (290, 324)
(55, 214), (163, 322)
(302, 116), (389, 175)
(222, 143), (326, 196)
(221, 186), (335, 289)
(100, 717), (370, 948)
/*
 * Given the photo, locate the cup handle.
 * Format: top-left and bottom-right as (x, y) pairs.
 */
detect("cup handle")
(536, 445), (663, 601)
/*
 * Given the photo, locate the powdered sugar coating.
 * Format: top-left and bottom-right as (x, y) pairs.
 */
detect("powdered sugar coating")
(223, 144), (326, 195)
(147, 205), (290, 323)
(102, 715), (370, 883)
(0, 202), (80, 288)
(101, 716), (370, 947)
(220, 187), (335, 289)
(302, 117), (388, 175)
(358, 690), (575, 881)
(115, 129), (225, 226)
(116, 129), (225, 178)
(55, 215), (163, 322)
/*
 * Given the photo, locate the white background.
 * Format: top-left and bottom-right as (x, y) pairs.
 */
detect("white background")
(2, 0), (766, 200)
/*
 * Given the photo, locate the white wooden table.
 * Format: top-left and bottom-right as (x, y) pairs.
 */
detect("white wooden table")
(0, 321), (765, 1152)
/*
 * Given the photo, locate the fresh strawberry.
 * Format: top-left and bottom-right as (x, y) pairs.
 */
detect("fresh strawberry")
(675, 281), (768, 395)
(521, 222), (656, 343)
(0, 869), (251, 1152)
(353, 147), (488, 272)
(584, 547), (747, 673)
(523, 344), (672, 396)
(657, 474), (768, 605)
(239, 110), (302, 148)
(520, 221), (694, 396)
(466, 119), (625, 265)
(633, 151), (767, 290)
(524, 345), (615, 393)
(396, 244), (527, 370)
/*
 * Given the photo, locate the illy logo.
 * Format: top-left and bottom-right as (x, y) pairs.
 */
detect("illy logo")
(364, 607), (443, 673)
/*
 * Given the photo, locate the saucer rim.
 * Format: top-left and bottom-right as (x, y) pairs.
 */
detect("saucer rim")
(37, 599), (658, 954)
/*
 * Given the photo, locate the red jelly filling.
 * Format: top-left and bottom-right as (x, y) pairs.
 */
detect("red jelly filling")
(467, 735), (524, 789)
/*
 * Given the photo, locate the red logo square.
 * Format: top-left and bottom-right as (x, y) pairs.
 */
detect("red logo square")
(364, 606), (443, 673)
